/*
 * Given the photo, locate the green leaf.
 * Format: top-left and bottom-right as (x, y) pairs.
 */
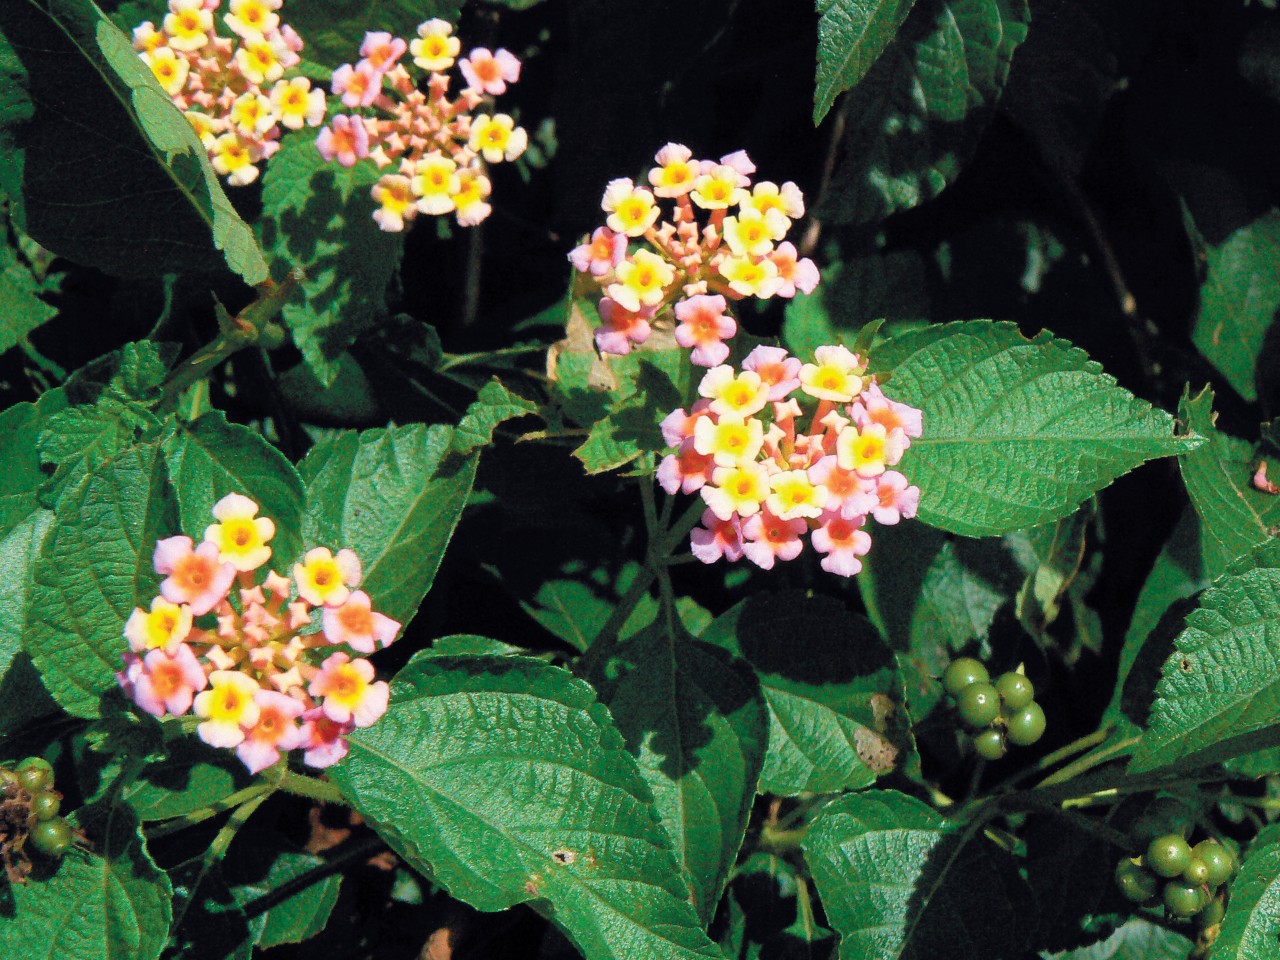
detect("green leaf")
(1216, 823), (1280, 960)
(585, 620), (767, 922)
(1187, 206), (1280, 403)
(329, 654), (724, 960)
(521, 562), (660, 653)
(299, 424), (477, 624)
(26, 441), (177, 718)
(1178, 386), (1280, 579)
(0, 233), (56, 352)
(872, 321), (1200, 536)
(281, 1), (463, 67)
(0, 0), (267, 282)
(452, 380), (539, 455)
(1039, 917), (1192, 960)
(0, 807), (171, 960)
(232, 852), (342, 949)
(702, 591), (907, 795)
(802, 790), (1032, 960)
(259, 131), (405, 386)
(161, 411), (305, 562)
(813, 0), (920, 124)
(819, 0), (1028, 224)
(120, 740), (253, 822)
(1131, 537), (1280, 773)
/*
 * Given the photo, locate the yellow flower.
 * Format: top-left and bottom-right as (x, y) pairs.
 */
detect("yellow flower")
(194, 671), (262, 748)
(703, 462), (770, 521)
(693, 415), (764, 468)
(766, 470), (829, 521)
(411, 153), (460, 215)
(294, 547), (362, 607)
(163, 0), (212, 52)
(143, 46), (189, 96)
(468, 114), (528, 164)
(204, 493), (275, 572)
(607, 250), (674, 312)
(799, 345), (864, 402)
(124, 597), (193, 653)
(601, 179), (660, 237)
(410, 19), (461, 72)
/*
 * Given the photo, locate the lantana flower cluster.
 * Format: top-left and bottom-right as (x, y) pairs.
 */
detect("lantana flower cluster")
(659, 345), (923, 577)
(569, 144), (820, 365)
(133, 0), (321, 186)
(315, 20), (527, 231)
(117, 494), (400, 774)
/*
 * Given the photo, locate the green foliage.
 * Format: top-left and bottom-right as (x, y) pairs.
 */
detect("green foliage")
(1186, 206), (1280, 403)
(1215, 823), (1280, 960)
(803, 790), (1033, 960)
(119, 740), (252, 822)
(872, 321), (1201, 536)
(452, 379), (539, 455)
(283, 1), (463, 67)
(259, 131), (405, 386)
(0, 808), (172, 960)
(0, 0), (266, 283)
(233, 852), (342, 949)
(1132, 538), (1280, 773)
(819, 0), (1028, 225)
(813, 0), (919, 124)
(330, 653), (724, 960)
(0, 225), (57, 354)
(1040, 918), (1192, 960)
(299, 423), (477, 623)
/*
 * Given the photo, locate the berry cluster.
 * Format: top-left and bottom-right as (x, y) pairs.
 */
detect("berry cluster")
(316, 20), (527, 231)
(1115, 799), (1234, 928)
(133, 0), (319, 186)
(1, 758), (74, 883)
(659, 346), (922, 576)
(942, 658), (1045, 759)
(569, 144), (819, 365)
(116, 494), (399, 774)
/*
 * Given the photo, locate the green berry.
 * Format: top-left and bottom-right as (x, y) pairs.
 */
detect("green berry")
(17, 765), (51, 794)
(1192, 840), (1233, 887)
(995, 672), (1034, 710)
(956, 683), (1001, 728)
(1147, 834), (1194, 878)
(31, 790), (61, 822)
(1132, 797), (1193, 842)
(1115, 859), (1159, 903)
(943, 658), (989, 697)
(1005, 702), (1047, 745)
(1195, 897), (1226, 929)
(1163, 880), (1207, 918)
(1182, 857), (1210, 886)
(973, 729), (1007, 761)
(0, 767), (18, 796)
(28, 817), (72, 858)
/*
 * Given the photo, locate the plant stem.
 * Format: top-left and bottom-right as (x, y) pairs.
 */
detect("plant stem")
(169, 790), (272, 935)
(239, 834), (385, 920)
(271, 768), (348, 805)
(437, 344), (546, 372)
(1036, 735), (1141, 788)
(145, 782), (274, 840)
(989, 727), (1115, 796)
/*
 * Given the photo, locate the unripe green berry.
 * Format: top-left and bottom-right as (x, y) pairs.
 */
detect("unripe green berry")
(1182, 857), (1210, 886)
(1192, 840), (1233, 888)
(1195, 897), (1226, 929)
(1005, 702), (1047, 746)
(17, 765), (51, 794)
(31, 789), (61, 821)
(1163, 880), (1207, 918)
(1147, 834), (1194, 878)
(1114, 859), (1159, 903)
(0, 767), (18, 796)
(994, 672), (1034, 710)
(28, 817), (72, 858)
(956, 683), (1001, 728)
(973, 729), (1006, 761)
(943, 658), (989, 697)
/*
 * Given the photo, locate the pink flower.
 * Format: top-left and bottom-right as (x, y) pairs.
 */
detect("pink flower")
(742, 345), (802, 400)
(309, 652), (389, 727)
(316, 115), (369, 167)
(656, 440), (715, 495)
(674, 294), (735, 367)
(322, 590), (401, 653)
(741, 510), (806, 570)
(359, 31), (407, 73)
(659, 398), (714, 447)
(718, 150), (756, 179)
(690, 509), (744, 563)
(130, 645), (208, 717)
(153, 536), (235, 616)
(331, 62), (381, 108)
(236, 690), (305, 774)
(595, 297), (653, 356)
(811, 511), (872, 577)
(869, 471), (920, 525)
(459, 47), (520, 95)
(568, 227), (626, 276)
(808, 455), (876, 519)
(769, 242), (820, 297)
(299, 707), (354, 768)
(851, 382), (923, 440)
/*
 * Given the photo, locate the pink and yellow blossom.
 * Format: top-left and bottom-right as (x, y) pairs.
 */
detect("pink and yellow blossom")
(594, 298), (653, 356)
(569, 227), (627, 277)
(741, 510), (807, 569)
(195, 670), (263, 748)
(309, 653), (389, 727)
(323, 590), (401, 653)
(204, 492), (275, 572)
(154, 536), (235, 615)
(294, 547), (362, 607)
(674, 294), (735, 367)
(236, 690), (305, 774)
(124, 597), (194, 654)
(130, 646), (208, 718)
(410, 19), (461, 71)
(459, 47), (520, 95)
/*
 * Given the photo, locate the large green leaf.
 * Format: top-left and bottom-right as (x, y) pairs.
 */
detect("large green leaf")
(585, 620), (767, 922)
(702, 591), (907, 795)
(0, 0), (266, 282)
(328, 653), (724, 960)
(282, 0), (463, 67)
(819, 0), (1028, 225)
(803, 790), (1032, 960)
(0, 231), (56, 352)
(298, 424), (477, 625)
(26, 441), (178, 718)
(162, 411), (305, 564)
(259, 131), (405, 386)
(813, 0), (919, 124)
(0, 807), (171, 960)
(1215, 823), (1280, 960)
(1039, 918), (1192, 960)
(1187, 207), (1280, 403)
(120, 739), (253, 822)
(872, 321), (1200, 536)
(452, 379), (539, 456)
(232, 852), (342, 950)
(1131, 538), (1280, 773)
(1178, 387), (1280, 580)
